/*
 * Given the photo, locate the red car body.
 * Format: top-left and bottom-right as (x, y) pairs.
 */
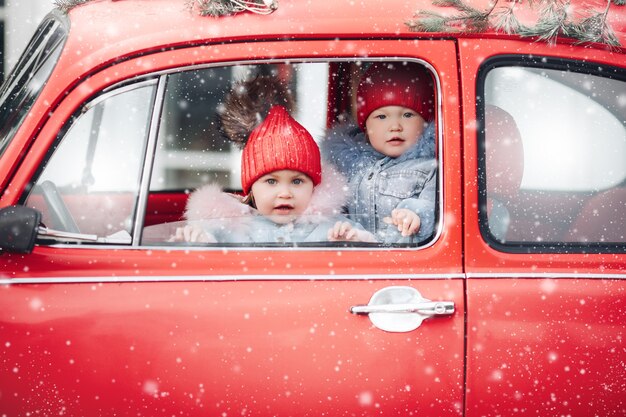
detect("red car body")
(0, 0), (625, 415)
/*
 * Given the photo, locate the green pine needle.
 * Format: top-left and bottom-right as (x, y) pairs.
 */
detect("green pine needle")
(571, 11), (620, 45)
(519, 17), (563, 43)
(432, 0), (463, 7)
(406, 0), (623, 47)
(407, 12), (454, 32)
(187, 0), (232, 16)
(492, 5), (522, 34)
(53, 0), (91, 12)
(186, 0), (276, 16)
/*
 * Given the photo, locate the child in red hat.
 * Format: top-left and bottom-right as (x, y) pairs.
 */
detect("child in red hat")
(322, 62), (437, 244)
(177, 104), (375, 244)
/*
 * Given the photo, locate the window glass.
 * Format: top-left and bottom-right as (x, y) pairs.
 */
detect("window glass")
(483, 65), (626, 245)
(143, 60), (440, 248)
(150, 63), (329, 192)
(0, 17), (66, 157)
(24, 82), (156, 243)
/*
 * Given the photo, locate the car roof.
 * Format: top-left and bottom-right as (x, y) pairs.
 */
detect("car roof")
(63, 0), (626, 58)
(40, 0), (626, 97)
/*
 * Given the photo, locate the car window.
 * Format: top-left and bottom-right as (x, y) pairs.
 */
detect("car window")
(24, 81), (157, 243)
(142, 60), (440, 248)
(16, 59), (440, 248)
(0, 16), (66, 157)
(481, 62), (626, 247)
(149, 63), (329, 192)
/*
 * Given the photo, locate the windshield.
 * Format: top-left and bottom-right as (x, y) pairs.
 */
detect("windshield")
(0, 15), (66, 157)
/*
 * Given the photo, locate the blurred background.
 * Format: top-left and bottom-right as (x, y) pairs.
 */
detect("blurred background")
(1, 0), (54, 82)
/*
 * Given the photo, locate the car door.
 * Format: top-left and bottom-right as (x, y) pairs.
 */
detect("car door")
(461, 39), (626, 416)
(0, 40), (465, 416)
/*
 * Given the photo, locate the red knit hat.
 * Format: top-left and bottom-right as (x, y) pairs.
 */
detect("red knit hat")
(241, 105), (322, 194)
(356, 62), (435, 129)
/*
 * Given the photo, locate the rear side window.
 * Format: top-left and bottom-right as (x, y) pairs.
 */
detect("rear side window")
(479, 58), (626, 249)
(0, 16), (66, 157)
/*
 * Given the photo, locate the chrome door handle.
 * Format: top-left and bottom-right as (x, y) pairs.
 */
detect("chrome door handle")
(351, 301), (455, 316)
(350, 286), (455, 332)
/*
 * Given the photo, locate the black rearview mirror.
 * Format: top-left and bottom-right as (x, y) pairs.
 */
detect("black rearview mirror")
(0, 205), (41, 254)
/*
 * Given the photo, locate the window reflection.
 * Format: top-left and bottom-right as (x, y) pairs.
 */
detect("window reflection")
(483, 65), (626, 245)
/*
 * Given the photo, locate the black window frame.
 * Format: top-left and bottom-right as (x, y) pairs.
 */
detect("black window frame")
(477, 55), (626, 254)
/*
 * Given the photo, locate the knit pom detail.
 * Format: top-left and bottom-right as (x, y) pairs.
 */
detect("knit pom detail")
(219, 75), (294, 148)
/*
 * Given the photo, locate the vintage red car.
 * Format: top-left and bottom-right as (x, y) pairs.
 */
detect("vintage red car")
(0, 0), (625, 415)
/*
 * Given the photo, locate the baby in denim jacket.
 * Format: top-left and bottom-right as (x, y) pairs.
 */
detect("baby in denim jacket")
(322, 62), (437, 244)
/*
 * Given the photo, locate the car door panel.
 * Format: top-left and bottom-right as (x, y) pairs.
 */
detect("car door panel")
(461, 39), (626, 416)
(0, 39), (465, 416)
(0, 279), (464, 415)
(466, 278), (626, 415)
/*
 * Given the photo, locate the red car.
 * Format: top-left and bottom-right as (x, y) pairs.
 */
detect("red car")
(1, 0), (625, 415)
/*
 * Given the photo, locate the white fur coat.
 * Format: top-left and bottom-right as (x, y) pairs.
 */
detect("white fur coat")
(184, 165), (350, 222)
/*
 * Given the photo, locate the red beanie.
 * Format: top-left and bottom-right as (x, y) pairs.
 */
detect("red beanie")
(241, 105), (322, 194)
(356, 62), (435, 130)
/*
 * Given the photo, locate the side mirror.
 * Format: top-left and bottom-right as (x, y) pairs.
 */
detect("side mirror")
(0, 205), (41, 254)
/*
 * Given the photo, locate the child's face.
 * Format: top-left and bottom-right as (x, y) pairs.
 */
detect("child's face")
(365, 105), (427, 158)
(250, 170), (315, 224)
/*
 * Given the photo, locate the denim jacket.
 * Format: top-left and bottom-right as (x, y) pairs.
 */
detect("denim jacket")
(322, 122), (437, 244)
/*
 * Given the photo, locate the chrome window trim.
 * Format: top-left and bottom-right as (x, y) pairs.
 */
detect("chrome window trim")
(3, 272), (626, 285)
(98, 55), (446, 252)
(0, 273), (464, 285)
(82, 78), (159, 112)
(132, 76), (167, 246)
(31, 242), (430, 252)
(466, 272), (626, 279)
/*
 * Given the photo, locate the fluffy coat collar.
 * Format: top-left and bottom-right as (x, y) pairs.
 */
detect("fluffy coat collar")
(185, 165), (349, 222)
(329, 120), (436, 164)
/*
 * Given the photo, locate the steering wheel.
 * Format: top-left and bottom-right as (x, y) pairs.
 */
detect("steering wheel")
(39, 180), (81, 233)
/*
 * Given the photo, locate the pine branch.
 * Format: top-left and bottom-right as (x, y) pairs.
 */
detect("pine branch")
(464, 11), (492, 31)
(517, 0), (569, 44)
(406, 0), (623, 47)
(186, 0), (277, 16)
(433, 0), (483, 14)
(570, 8), (620, 45)
(53, 0), (91, 12)
(408, 0), (496, 33)
(407, 11), (454, 32)
(187, 0), (231, 16)
(517, 17), (562, 43)
(491, 4), (522, 34)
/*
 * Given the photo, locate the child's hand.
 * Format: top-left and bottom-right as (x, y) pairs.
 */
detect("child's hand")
(170, 225), (216, 243)
(328, 221), (376, 242)
(328, 221), (358, 241)
(383, 208), (421, 237)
